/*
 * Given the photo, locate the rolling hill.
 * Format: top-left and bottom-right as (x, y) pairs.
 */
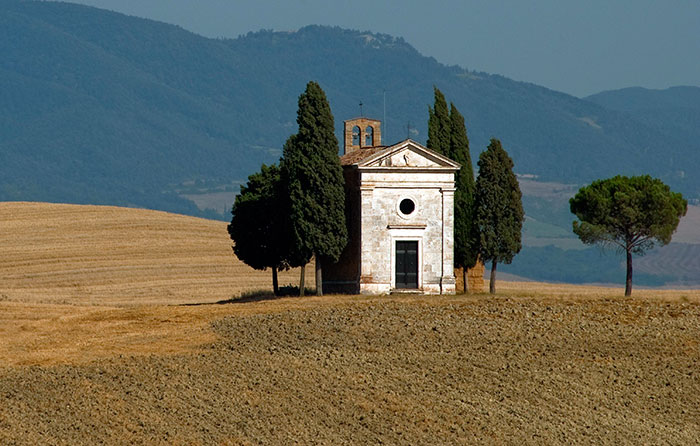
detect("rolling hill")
(2, 1), (699, 286)
(2, 0), (700, 219)
(0, 201), (311, 306)
(585, 86), (700, 112)
(585, 86), (700, 170)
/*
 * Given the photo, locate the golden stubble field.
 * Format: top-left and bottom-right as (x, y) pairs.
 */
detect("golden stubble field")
(0, 201), (311, 365)
(0, 201), (313, 307)
(1, 202), (699, 445)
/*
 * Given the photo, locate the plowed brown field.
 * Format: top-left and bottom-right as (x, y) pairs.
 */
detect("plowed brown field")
(1, 202), (699, 445)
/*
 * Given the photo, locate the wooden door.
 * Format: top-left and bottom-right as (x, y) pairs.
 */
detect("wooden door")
(395, 241), (418, 289)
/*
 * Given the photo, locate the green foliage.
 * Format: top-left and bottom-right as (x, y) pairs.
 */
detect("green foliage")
(426, 87), (450, 155)
(280, 81), (348, 265)
(227, 164), (289, 271)
(449, 103), (478, 270)
(474, 139), (524, 265)
(427, 87), (478, 272)
(570, 175), (687, 295)
(570, 175), (687, 253)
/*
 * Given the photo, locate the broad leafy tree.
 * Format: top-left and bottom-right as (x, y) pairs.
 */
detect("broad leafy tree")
(449, 103), (479, 291)
(474, 138), (524, 294)
(227, 164), (288, 295)
(570, 175), (687, 296)
(280, 81), (348, 296)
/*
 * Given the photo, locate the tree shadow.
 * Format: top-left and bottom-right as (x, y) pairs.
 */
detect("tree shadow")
(181, 286), (315, 306)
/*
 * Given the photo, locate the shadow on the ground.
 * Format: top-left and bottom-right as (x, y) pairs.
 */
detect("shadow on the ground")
(181, 287), (315, 306)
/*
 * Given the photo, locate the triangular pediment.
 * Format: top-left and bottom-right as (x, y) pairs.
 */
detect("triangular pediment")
(357, 139), (461, 169)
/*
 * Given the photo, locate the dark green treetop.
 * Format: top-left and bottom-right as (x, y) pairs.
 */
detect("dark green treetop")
(426, 87), (479, 287)
(427, 87), (450, 156)
(474, 138), (524, 292)
(449, 103), (479, 271)
(227, 164), (289, 292)
(280, 81), (348, 294)
(570, 174), (687, 296)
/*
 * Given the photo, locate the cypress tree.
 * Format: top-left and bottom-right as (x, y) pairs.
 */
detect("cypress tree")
(449, 103), (479, 291)
(474, 138), (524, 294)
(427, 87), (450, 155)
(280, 81), (348, 296)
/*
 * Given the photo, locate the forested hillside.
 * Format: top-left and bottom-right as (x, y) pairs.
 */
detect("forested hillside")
(585, 86), (700, 170)
(2, 0), (700, 218)
(3, 1), (699, 286)
(585, 86), (700, 112)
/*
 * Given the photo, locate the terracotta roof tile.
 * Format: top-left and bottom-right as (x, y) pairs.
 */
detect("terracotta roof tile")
(339, 146), (387, 165)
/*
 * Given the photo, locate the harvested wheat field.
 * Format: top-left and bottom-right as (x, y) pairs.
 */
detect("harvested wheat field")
(1, 202), (699, 445)
(0, 201), (312, 306)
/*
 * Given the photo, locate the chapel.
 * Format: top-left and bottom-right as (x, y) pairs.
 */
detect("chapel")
(323, 118), (460, 295)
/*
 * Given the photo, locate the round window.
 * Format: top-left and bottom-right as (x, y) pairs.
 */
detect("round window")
(399, 198), (415, 215)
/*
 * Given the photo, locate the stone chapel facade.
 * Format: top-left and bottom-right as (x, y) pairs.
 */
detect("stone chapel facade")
(323, 118), (460, 295)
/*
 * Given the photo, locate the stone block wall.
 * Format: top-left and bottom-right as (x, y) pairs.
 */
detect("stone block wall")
(323, 167), (361, 294)
(359, 170), (455, 295)
(455, 262), (486, 293)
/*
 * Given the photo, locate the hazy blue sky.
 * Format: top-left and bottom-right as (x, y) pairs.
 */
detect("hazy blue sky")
(54, 0), (700, 97)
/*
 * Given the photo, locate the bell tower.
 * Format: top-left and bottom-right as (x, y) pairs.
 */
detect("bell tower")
(343, 118), (382, 155)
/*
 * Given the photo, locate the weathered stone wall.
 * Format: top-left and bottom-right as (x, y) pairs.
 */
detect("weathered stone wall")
(328, 137), (460, 296)
(323, 167), (361, 294)
(358, 169), (455, 295)
(455, 262), (486, 293)
(343, 118), (382, 154)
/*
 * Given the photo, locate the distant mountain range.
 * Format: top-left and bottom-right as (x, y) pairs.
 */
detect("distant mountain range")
(585, 86), (700, 179)
(2, 1), (699, 286)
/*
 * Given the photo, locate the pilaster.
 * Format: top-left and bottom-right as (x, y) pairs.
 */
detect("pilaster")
(440, 187), (456, 294)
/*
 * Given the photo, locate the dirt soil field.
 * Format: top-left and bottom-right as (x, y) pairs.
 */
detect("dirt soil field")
(1, 203), (699, 444)
(1, 293), (699, 445)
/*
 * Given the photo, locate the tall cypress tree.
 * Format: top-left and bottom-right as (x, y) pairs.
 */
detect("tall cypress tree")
(427, 87), (450, 155)
(280, 81), (348, 296)
(474, 138), (524, 294)
(449, 103), (479, 291)
(428, 88), (479, 292)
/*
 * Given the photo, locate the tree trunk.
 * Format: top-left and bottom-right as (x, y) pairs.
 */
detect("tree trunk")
(272, 266), (279, 296)
(625, 249), (633, 296)
(462, 267), (469, 294)
(299, 264), (306, 297)
(315, 255), (323, 296)
(489, 261), (497, 294)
